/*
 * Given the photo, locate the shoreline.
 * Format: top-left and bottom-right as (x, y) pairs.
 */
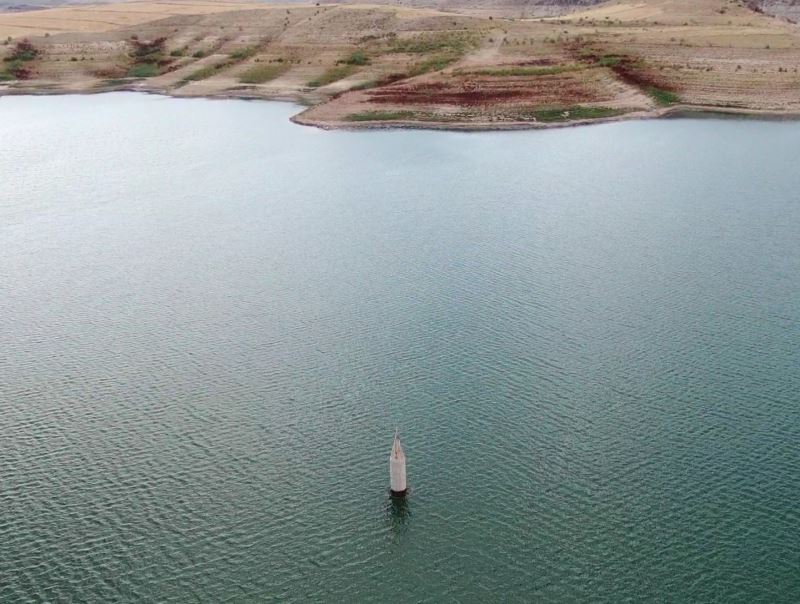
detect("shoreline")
(4, 83), (800, 132)
(2, 0), (800, 136)
(291, 104), (800, 132)
(3, 0), (800, 134)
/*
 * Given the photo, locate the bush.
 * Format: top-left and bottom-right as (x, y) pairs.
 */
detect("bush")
(2, 59), (32, 79)
(598, 55), (621, 67)
(6, 39), (38, 62)
(127, 63), (159, 77)
(342, 50), (368, 65)
(130, 37), (165, 60)
(647, 86), (680, 106)
(230, 46), (257, 60)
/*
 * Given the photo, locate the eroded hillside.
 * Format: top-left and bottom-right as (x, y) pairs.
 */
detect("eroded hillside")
(1, 0), (799, 129)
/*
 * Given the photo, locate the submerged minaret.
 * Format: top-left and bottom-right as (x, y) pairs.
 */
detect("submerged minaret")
(389, 430), (407, 497)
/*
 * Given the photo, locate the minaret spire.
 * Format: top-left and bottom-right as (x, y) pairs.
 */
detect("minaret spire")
(389, 430), (407, 497)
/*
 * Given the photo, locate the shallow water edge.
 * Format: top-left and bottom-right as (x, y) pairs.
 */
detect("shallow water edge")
(3, 85), (800, 132)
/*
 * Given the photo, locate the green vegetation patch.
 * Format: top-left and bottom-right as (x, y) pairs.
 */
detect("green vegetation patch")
(597, 55), (621, 67)
(307, 64), (356, 88)
(520, 106), (627, 122)
(459, 64), (585, 77)
(130, 37), (164, 60)
(2, 59), (29, 80)
(5, 39), (38, 62)
(127, 63), (159, 78)
(376, 32), (478, 77)
(384, 32), (477, 79)
(346, 110), (415, 122)
(408, 54), (459, 77)
(646, 86), (680, 106)
(1, 39), (39, 79)
(390, 32), (475, 55)
(182, 62), (229, 82)
(239, 63), (289, 84)
(342, 50), (369, 66)
(230, 46), (257, 60)
(127, 37), (166, 77)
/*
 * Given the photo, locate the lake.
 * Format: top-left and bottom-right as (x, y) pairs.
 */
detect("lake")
(1, 93), (799, 602)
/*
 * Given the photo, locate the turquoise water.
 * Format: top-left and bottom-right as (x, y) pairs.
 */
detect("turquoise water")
(1, 93), (799, 602)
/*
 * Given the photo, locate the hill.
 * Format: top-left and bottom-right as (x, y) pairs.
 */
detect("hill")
(1, 0), (799, 129)
(317, 0), (607, 18)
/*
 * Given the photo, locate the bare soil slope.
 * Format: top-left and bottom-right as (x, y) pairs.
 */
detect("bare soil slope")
(753, 0), (800, 22)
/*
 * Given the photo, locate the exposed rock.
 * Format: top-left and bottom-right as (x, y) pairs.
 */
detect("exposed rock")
(749, 0), (800, 22)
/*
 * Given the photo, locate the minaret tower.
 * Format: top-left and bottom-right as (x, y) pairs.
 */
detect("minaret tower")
(389, 430), (407, 497)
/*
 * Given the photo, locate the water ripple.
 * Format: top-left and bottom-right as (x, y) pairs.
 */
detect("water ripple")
(1, 95), (800, 602)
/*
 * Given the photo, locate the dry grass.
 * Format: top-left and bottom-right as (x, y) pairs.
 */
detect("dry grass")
(0, 2), (274, 38)
(239, 61), (289, 84)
